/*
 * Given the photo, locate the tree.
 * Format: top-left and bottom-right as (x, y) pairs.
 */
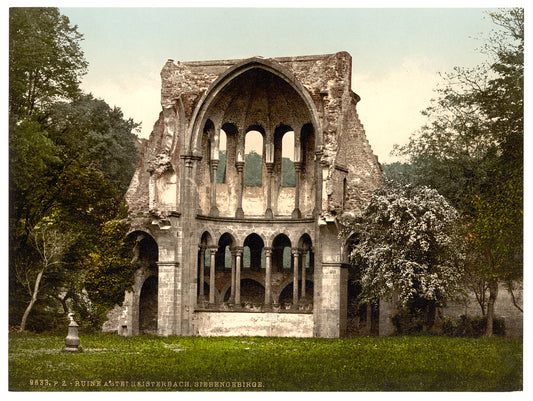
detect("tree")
(9, 8), (140, 330)
(17, 221), (76, 331)
(9, 7), (88, 120)
(393, 9), (523, 336)
(46, 94), (140, 194)
(81, 212), (136, 329)
(342, 181), (465, 326)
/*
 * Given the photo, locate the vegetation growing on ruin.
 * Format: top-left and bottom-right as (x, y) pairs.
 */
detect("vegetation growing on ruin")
(9, 332), (522, 391)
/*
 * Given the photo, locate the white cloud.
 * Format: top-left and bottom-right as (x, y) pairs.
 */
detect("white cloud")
(354, 57), (441, 164)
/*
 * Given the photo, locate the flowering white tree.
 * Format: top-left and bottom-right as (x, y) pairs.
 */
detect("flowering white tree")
(342, 181), (465, 310)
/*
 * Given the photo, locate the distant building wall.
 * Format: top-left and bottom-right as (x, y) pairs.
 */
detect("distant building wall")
(443, 283), (523, 338)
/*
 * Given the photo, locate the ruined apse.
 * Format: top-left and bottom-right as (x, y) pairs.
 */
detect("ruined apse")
(110, 52), (383, 338)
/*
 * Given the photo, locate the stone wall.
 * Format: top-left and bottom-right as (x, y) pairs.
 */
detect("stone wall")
(443, 283), (523, 338)
(194, 311), (313, 337)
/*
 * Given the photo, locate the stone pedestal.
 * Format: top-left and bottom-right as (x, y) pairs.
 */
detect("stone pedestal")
(63, 319), (81, 353)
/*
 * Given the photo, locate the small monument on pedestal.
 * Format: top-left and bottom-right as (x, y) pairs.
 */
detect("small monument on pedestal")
(63, 313), (81, 353)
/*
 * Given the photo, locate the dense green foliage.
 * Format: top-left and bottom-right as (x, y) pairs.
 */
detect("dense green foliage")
(9, 8), (138, 332)
(9, 333), (522, 391)
(47, 94), (140, 194)
(9, 8), (88, 119)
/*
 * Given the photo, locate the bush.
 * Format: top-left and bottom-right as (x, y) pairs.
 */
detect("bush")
(391, 309), (426, 335)
(442, 315), (506, 337)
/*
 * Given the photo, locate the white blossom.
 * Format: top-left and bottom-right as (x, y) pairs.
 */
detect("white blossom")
(341, 181), (465, 306)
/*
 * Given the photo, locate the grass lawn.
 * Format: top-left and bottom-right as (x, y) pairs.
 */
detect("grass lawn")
(8, 332), (522, 391)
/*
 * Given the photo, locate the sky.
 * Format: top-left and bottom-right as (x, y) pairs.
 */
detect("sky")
(55, 3), (507, 163)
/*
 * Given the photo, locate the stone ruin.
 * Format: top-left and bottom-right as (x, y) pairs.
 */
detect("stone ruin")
(105, 51), (393, 337)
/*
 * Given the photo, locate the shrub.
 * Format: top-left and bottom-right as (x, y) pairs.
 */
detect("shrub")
(391, 309), (426, 335)
(442, 314), (506, 337)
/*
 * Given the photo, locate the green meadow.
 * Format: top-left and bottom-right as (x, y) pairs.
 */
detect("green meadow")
(8, 332), (522, 392)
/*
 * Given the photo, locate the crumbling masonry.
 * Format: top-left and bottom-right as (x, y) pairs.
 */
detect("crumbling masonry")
(111, 52), (389, 337)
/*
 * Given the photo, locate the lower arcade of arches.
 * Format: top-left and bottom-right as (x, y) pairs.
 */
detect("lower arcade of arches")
(197, 234), (314, 313)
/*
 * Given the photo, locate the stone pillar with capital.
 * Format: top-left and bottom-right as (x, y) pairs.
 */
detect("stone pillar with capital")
(235, 151), (245, 218)
(229, 247), (236, 304)
(234, 247), (243, 307)
(264, 247), (273, 308)
(265, 141), (274, 218)
(292, 248), (300, 307)
(208, 246), (218, 306)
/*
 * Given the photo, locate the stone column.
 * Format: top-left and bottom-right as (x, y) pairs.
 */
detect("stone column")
(229, 248), (236, 304)
(198, 245), (206, 304)
(292, 162), (302, 218)
(265, 162), (274, 218)
(264, 247), (273, 308)
(234, 247), (243, 307)
(292, 248), (300, 307)
(265, 140), (274, 218)
(208, 246), (218, 306)
(235, 158), (245, 219)
(301, 248), (307, 301)
(210, 159), (219, 217)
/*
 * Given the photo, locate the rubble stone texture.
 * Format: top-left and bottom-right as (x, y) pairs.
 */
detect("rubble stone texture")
(117, 52), (383, 337)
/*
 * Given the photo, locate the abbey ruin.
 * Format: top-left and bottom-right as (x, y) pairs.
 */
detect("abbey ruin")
(104, 51), (521, 338)
(106, 52), (386, 337)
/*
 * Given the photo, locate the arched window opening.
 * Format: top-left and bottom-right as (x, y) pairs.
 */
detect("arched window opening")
(129, 231), (158, 269)
(272, 234), (291, 272)
(299, 234), (313, 269)
(217, 130), (227, 183)
(243, 233), (265, 271)
(139, 276), (158, 335)
(244, 130), (263, 186)
(281, 131), (295, 187)
(217, 233), (234, 271)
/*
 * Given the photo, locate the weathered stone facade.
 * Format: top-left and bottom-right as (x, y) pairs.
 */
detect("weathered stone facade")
(114, 52), (383, 337)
